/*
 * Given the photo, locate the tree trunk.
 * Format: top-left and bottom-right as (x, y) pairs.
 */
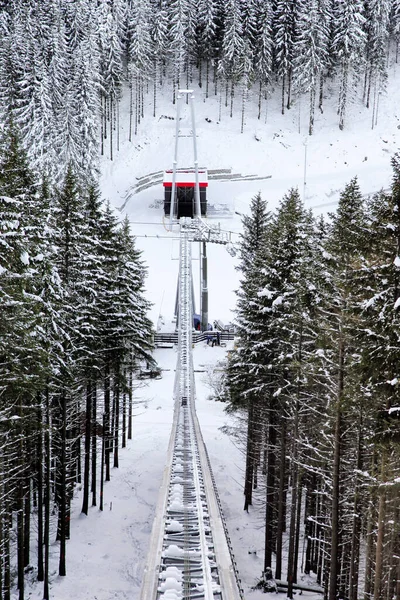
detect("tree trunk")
(329, 333), (345, 600)
(37, 401), (44, 582)
(287, 463), (299, 597)
(17, 486), (24, 599)
(17, 401), (25, 600)
(24, 479), (30, 566)
(304, 476), (316, 575)
(129, 77), (133, 141)
(122, 383), (126, 449)
(43, 383), (51, 600)
(309, 86), (315, 136)
(294, 481), (302, 584)
(110, 98), (113, 161)
(241, 85), (246, 133)
(100, 414), (106, 511)
(319, 75), (324, 113)
(243, 396), (255, 511)
(153, 61), (157, 118)
(82, 380), (92, 515)
(338, 62), (348, 130)
(104, 362), (111, 482)
(113, 367), (120, 468)
(128, 368), (133, 440)
(264, 399), (277, 571)
(373, 452), (387, 600)
(349, 422), (363, 600)
(4, 512), (10, 600)
(58, 390), (67, 576)
(91, 380), (97, 507)
(275, 421), (287, 580)
(286, 69), (292, 110)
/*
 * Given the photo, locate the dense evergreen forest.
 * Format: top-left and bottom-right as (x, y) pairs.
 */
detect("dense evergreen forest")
(225, 163), (400, 599)
(1, 0), (400, 598)
(0, 125), (154, 599)
(0, 0), (400, 183)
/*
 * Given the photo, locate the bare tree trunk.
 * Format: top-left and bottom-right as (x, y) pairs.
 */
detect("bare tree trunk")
(244, 396), (255, 511)
(153, 61), (157, 118)
(264, 400), (276, 571)
(255, 79), (262, 120)
(135, 79), (139, 136)
(104, 362), (111, 482)
(122, 380), (126, 449)
(23, 478), (30, 566)
(349, 421), (363, 600)
(329, 333), (345, 600)
(309, 86), (316, 135)
(129, 78), (133, 141)
(100, 95), (104, 155)
(319, 75), (324, 113)
(43, 384), (51, 600)
(294, 481), (302, 583)
(110, 98), (113, 160)
(373, 452), (387, 600)
(113, 367), (120, 469)
(338, 63), (348, 130)
(117, 101), (120, 151)
(4, 510), (10, 600)
(275, 421), (287, 580)
(58, 390), (67, 576)
(37, 401), (44, 582)
(286, 69), (292, 110)
(241, 85), (247, 133)
(128, 368), (133, 440)
(287, 387), (300, 598)
(387, 496), (400, 600)
(91, 381), (97, 507)
(100, 414), (105, 511)
(364, 490), (377, 599)
(82, 380), (92, 515)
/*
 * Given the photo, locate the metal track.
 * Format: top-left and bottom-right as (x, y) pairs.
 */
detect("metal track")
(140, 218), (243, 600)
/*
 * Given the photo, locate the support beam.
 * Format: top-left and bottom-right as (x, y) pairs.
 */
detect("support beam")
(201, 241), (208, 332)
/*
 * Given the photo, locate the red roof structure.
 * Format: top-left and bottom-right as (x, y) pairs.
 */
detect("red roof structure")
(163, 169), (208, 188)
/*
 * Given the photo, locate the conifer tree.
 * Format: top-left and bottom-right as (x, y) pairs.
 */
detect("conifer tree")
(331, 0), (366, 129)
(363, 0), (390, 127)
(273, 0), (297, 113)
(127, 0), (154, 135)
(225, 192), (271, 511)
(217, 0), (247, 117)
(358, 156), (400, 600)
(254, 0), (273, 120)
(321, 177), (368, 600)
(293, 0), (330, 134)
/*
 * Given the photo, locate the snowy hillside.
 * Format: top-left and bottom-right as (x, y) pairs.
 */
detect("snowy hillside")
(101, 67), (400, 325)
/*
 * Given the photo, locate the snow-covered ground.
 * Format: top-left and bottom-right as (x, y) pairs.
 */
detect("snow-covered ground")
(22, 67), (400, 600)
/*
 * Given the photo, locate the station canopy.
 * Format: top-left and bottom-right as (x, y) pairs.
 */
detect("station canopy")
(163, 168), (208, 188)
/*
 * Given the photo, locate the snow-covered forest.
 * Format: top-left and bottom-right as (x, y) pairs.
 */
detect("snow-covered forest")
(0, 126), (155, 599)
(226, 179), (400, 599)
(0, 0), (400, 599)
(0, 0), (400, 181)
